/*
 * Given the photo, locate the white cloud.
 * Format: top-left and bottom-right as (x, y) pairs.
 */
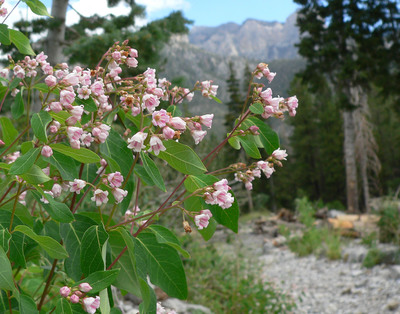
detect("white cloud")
(136, 0), (190, 14)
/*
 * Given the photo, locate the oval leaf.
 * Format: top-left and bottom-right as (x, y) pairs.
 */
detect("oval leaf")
(157, 141), (207, 175)
(0, 24), (11, 45)
(31, 111), (52, 143)
(9, 29), (35, 55)
(9, 148), (39, 175)
(74, 270), (120, 294)
(19, 164), (50, 184)
(14, 225), (68, 259)
(51, 143), (100, 164)
(22, 0), (52, 17)
(0, 246), (14, 292)
(140, 152), (166, 192)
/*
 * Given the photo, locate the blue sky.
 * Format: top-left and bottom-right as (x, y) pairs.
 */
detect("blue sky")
(7, 0), (299, 28)
(142, 0), (300, 26)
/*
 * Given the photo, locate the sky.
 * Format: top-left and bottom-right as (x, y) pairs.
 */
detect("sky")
(4, 0), (299, 29)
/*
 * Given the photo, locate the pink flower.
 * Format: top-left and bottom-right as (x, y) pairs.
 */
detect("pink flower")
(162, 126), (175, 140)
(60, 90), (76, 106)
(199, 114), (214, 128)
(249, 126), (259, 135)
(83, 296), (100, 314)
(41, 145), (53, 158)
(112, 188), (128, 204)
(127, 132), (147, 152)
(272, 148), (287, 160)
(194, 209), (212, 230)
(91, 189), (109, 206)
(77, 86), (92, 100)
(70, 105), (84, 120)
(107, 172), (123, 188)
(81, 133), (94, 147)
(59, 286), (71, 298)
(213, 179), (230, 192)
(90, 80), (104, 96)
(111, 51), (121, 61)
(70, 294), (80, 304)
(67, 127), (83, 141)
(260, 88), (272, 102)
(69, 179), (86, 194)
(0, 7), (8, 18)
(149, 136), (166, 156)
(169, 117), (186, 130)
(78, 283), (93, 293)
(49, 121), (61, 133)
(129, 48), (138, 58)
(142, 94), (160, 112)
(45, 75), (57, 87)
(201, 80), (218, 99)
(152, 109), (170, 128)
(64, 72), (80, 86)
(126, 57), (138, 68)
(191, 130), (207, 145)
(256, 161), (275, 178)
(49, 101), (62, 113)
(212, 190), (234, 209)
(52, 183), (62, 198)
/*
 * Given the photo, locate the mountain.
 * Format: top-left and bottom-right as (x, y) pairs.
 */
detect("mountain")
(188, 12), (299, 61)
(159, 12), (304, 138)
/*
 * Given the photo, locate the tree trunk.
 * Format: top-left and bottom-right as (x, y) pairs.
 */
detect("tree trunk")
(46, 0), (69, 65)
(343, 109), (359, 213)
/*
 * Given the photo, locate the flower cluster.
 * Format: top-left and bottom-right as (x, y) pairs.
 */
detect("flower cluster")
(194, 209), (213, 230)
(0, 0), (7, 17)
(233, 148), (288, 190)
(59, 283), (100, 313)
(203, 179), (234, 209)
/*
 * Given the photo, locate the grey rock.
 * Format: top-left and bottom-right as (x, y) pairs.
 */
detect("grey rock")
(162, 298), (212, 314)
(386, 299), (400, 311)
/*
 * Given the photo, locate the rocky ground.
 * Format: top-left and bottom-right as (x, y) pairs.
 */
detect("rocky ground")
(119, 215), (400, 314)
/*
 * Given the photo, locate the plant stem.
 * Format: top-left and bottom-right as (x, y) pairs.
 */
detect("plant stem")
(37, 258), (58, 311)
(0, 181), (16, 205)
(7, 290), (12, 314)
(0, 125), (30, 159)
(9, 183), (22, 233)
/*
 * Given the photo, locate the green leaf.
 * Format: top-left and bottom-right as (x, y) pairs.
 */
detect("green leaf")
(228, 136), (241, 150)
(140, 152), (166, 192)
(31, 189), (74, 223)
(134, 165), (155, 186)
(33, 83), (59, 95)
(0, 246), (15, 292)
(9, 29), (35, 55)
(0, 202), (33, 227)
(22, 0), (52, 17)
(31, 111), (52, 143)
(149, 225), (190, 258)
(185, 174), (239, 233)
(249, 102), (265, 114)
(14, 225), (68, 259)
(167, 105), (182, 117)
(9, 148), (39, 175)
(138, 277), (157, 313)
(74, 97), (97, 112)
(134, 232), (187, 299)
(51, 144), (100, 164)
(19, 164), (50, 184)
(0, 25), (10, 45)
(20, 141), (34, 154)
(210, 95), (222, 103)
(55, 298), (72, 314)
(0, 229), (11, 253)
(9, 78), (22, 90)
(157, 141), (207, 175)
(60, 215), (98, 281)
(44, 150), (78, 181)
(0, 117), (18, 146)
(108, 228), (141, 297)
(11, 89), (24, 119)
(74, 270), (119, 294)
(80, 225), (108, 276)
(237, 136), (262, 159)
(100, 129), (133, 177)
(248, 116), (279, 155)
(19, 294), (38, 314)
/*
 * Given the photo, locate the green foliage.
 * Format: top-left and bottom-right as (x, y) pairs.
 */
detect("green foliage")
(283, 197), (342, 260)
(377, 203), (400, 244)
(363, 248), (384, 268)
(183, 240), (297, 313)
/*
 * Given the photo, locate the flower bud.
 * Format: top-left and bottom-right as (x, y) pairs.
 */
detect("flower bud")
(78, 282), (93, 293)
(59, 286), (71, 298)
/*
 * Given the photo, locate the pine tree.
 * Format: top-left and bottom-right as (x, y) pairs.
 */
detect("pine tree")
(294, 0), (400, 212)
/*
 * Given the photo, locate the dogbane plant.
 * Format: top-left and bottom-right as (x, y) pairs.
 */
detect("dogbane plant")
(0, 31), (299, 314)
